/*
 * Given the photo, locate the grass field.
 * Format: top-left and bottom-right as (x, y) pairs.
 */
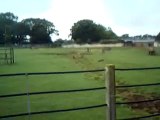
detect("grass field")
(0, 47), (160, 120)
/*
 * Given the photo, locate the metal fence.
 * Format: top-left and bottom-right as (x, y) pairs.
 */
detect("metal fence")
(0, 69), (106, 119)
(0, 66), (160, 120)
(110, 66), (160, 120)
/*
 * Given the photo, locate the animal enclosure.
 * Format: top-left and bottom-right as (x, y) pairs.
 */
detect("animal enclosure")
(0, 47), (14, 64)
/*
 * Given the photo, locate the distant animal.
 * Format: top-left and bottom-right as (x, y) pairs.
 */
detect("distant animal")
(72, 55), (76, 59)
(87, 48), (90, 53)
(72, 53), (84, 59)
(98, 59), (104, 62)
(102, 47), (111, 53)
(148, 47), (155, 55)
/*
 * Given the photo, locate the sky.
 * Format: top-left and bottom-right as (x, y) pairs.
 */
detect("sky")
(0, 0), (160, 40)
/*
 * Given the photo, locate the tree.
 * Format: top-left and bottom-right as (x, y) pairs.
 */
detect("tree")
(0, 12), (59, 45)
(121, 34), (129, 39)
(22, 18), (58, 44)
(53, 38), (64, 47)
(104, 28), (117, 39)
(30, 24), (52, 44)
(13, 22), (30, 44)
(0, 12), (18, 44)
(70, 19), (117, 44)
(71, 19), (95, 43)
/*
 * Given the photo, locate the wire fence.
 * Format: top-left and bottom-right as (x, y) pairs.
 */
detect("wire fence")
(114, 66), (160, 120)
(116, 82), (160, 88)
(116, 66), (160, 71)
(0, 69), (105, 77)
(0, 67), (160, 120)
(116, 98), (160, 105)
(0, 104), (107, 119)
(0, 87), (106, 98)
(117, 113), (160, 120)
(0, 69), (106, 119)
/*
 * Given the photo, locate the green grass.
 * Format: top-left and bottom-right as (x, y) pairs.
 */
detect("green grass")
(0, 47), (160, 120)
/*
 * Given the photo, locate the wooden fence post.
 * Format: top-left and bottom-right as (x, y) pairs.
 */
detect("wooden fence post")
(12, 48), (14, 63)
(10, 47), (14, 64)
(10, 48), (12, 64)
(105, 64), (116, 120)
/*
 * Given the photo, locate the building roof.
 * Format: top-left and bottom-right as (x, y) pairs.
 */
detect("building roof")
(124, 39), (155, 43)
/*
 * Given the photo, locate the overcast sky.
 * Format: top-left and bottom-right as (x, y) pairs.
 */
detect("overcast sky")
(0, 0), (160, 40)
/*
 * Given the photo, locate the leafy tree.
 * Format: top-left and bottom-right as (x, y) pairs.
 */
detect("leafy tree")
(0, 12), (18, 44)
(53, 38), (64, 47)
(13, 22), (30, 44)
(22, 18), (58, 44)
(0, 12), (59, 45)
(70, 19), (117, 44)
(71, 19), (95, 43)
(30, 24), (52, 44)
(121, 34), (129, 39)
(104, 27), (117, 39)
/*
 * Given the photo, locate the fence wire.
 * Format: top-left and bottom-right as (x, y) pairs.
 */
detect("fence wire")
(115, 66), (160, 71)
(117, 113), (160, 120)
(116, 66), (160, 120)
(0, 104), (107, 119)
(116, 98), (160, 105)
(0, 87), (105, 98)
(0, 67), (160, 120)
(116, 82), (160, 88)
(0, 69), (105, 77)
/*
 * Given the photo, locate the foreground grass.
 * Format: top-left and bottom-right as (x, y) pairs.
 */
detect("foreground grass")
(0, 48), (106, 120)
(0, 47), (160, 120)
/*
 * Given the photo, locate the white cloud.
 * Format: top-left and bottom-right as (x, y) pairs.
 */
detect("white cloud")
(1, 0), (160, 39)
(38, 0), (160, 39)
(39, 0), (113, 40)
(106, 0), (160, 36)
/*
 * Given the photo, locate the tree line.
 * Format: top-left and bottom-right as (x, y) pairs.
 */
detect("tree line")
(0, 12), (160, 46)
(120, 34), (156, 41)
(0, 12), (118, 45)
(0, 12), (58, 45)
